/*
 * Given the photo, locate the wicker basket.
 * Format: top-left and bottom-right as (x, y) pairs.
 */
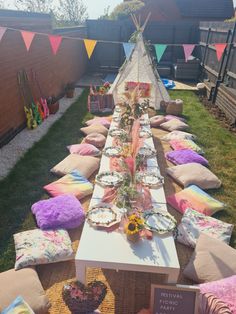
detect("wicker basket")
(166, 99), (183, 115)
(48, 101), (59, 114)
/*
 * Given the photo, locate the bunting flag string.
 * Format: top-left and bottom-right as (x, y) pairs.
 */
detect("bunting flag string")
(0, 27), (6, 42)
(154, 44), (167, 63)
(123, 42), (135, 60)
(21, 31), (35, 51)
(84, 39), (97, 59)
(214, 43), (227, 61)
(48, 35), (62, 55)
(183, 44), (195, 62)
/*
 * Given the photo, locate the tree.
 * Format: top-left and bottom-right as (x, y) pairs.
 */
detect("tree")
(14, 0), (52, 13)
(110, 0), (145, 20)
(99, 6), (110, 20)
(57, 0), (88, 26)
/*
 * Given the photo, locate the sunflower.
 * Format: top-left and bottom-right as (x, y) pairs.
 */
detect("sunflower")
(125, 221), (139, 235)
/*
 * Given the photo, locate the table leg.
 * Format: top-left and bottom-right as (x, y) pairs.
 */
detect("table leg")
(76, 262), (86, 283)
(167, 271), (179, 284)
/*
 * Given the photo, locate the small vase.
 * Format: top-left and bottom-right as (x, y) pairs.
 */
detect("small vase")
(126, 232), (140, 243)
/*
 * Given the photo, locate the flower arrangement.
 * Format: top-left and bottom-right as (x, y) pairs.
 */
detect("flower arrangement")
(124, 212), (145, 242)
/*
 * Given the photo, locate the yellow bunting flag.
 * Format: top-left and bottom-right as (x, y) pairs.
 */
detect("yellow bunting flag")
(83, 39), (97, 59)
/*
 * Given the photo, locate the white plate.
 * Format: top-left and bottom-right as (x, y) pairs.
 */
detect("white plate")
(96, 171), (123, 187)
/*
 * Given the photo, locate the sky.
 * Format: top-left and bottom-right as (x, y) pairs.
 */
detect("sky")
(3, 0), (123, 19)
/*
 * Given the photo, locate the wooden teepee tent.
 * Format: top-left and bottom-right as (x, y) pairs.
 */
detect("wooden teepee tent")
(108, 14), (170, 110)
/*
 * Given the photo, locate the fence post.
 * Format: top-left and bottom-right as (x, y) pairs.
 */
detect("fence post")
(212, 29), (231, 103)
(202, 27), (211, 67)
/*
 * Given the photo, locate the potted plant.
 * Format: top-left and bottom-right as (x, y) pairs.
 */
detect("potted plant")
(65, 83), (75, 98)
(47, 96), (59, 114)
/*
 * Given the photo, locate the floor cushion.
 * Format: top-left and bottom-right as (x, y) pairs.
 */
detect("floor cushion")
(169, 139), (204, 155)
(86, 117), (111, 128)
(165, 150), (208, 166)
(198, 293), (232, 314)
(177, 208), (233, 247)
(183, 233), (236, 283)
(50, 154), (100, 178)
(44, 170), (93, 199)
(80, 124), (108, 136)
(165, 114), (186, 122)
(161, 130), (196, 142)
(31, 194), (85, 230)
(198, 275), (236, 314)
(0, 267), (50, 313)
(84, 133), (106, 148)
(160, 119), (189, 132)
(67, 144), (100, 156)
(167, 185), (225, 215)
(166, 163), (221, 189)
(150, 115), (166, 127)
(2, 296), (34, 314)
(14, 229), (74, 270)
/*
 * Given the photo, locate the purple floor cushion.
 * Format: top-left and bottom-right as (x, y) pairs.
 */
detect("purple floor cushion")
(165, 149), (208, 166)
(31, 194), (85, 230)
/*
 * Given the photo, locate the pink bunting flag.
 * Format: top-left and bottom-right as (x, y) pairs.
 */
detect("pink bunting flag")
(0, 27), (7, 42)
(183, 44), (195, 62)
(48, 35), (62, 55)
(21, 31), (35, 51)
(214, 43), (227, 61)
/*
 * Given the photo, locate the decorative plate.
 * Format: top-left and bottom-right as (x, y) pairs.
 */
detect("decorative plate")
(140, 118), (150, 126)
(113, 116), (121, 123)
(103, 146), (122, 157)
(96, 171), (123, 187)
(114, 106), (122, 113)
(109, 128), (127, 138)
(86, 203), (122, 228)
(138, 146), (157, 159)
(136, 172), (164, 188)
(139, 129), (152, 138)
(143, 210), (177, 234)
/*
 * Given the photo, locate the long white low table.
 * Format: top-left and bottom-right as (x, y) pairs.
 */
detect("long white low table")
(75, 114), (180, 284)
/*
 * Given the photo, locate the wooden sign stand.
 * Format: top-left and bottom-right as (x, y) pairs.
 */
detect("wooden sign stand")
(150, 284), (199, 314)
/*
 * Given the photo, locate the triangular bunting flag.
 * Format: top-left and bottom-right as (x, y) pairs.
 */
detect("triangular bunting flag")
(48, 35), (62, 55)
(0, 27), (7, 42)
(214, 43), (227, 61)
(122, 43), (135, 60)
(154, 44), (167, 63)
(21, 31), (35, 51)
(183, 44), (195, 62)
(84, 39), (97, 59)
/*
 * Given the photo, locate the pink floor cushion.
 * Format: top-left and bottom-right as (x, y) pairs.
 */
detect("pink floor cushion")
(44, 170), (93, 200)
(84, 133), (106, 148)
(150, 115), (166, 127)
(167, 185), (225, 215)
(165, 149), (208, 166)
(165, 115), (186, 122)
(67, 144), (100, 156)
(198, 275), (236, 314)
(31, 194), (85, 230)
(161, 130), (197, 142)
(177, 208), (233, 248)
(86, 117), (111, 128)
(198, 292), (232, 314)
(169, 139), (204, 155)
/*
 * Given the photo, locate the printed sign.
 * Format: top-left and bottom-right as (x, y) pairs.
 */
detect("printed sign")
(150, 284), (199, 314)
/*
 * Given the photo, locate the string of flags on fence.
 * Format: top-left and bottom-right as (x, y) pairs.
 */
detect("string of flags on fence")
(0, 25), (229, 62)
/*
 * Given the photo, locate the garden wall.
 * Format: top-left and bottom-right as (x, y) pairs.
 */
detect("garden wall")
(0, 26), (88, 146)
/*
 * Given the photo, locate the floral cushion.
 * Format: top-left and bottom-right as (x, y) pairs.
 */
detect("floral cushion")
(167, 185), (225, 215)
(14, 229), (74, 270)
(86, 117), (111, 128)
(166, 163), (221, 189)
(2, 296), (34, 314)
(177, 208), (233, 247)
(44, 170), (93, 199)
(50, 154), (100, 178)
(84, 133), (106, 148)
(183, 233), (236, 283)
(165, 150), (208, 166)
(161, 130), (197, 142)
(31, 194), (85, 230)
(150, 115), (166, 127)
(169, 139), (204, 155)
(67, 144), (100, 156)
(80, 124), (108, 136)
(160, 119), (189, 132)
(198, 275), (236, 314)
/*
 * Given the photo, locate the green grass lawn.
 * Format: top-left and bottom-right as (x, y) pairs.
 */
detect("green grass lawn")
(0, 89), (235, 272)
